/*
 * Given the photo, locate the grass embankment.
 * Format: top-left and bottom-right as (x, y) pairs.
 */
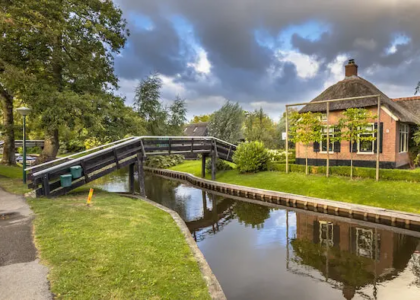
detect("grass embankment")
(0, 165), (211, 300)
(170, 160), (420, 214)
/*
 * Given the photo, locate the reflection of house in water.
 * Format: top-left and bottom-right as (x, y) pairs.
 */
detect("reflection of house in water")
(290, 213), (419, 300)
(187, 192), (236, 242)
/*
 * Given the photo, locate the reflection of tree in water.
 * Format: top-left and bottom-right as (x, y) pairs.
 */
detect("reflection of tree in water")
(144, 175), (190, 219)
(289, 220), (420, 300)
(291, 239), (375, 289)
(233, 202), (271, 229)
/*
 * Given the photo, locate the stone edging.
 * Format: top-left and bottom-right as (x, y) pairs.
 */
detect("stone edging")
(145, 167), (420, 232)
(120, 194), (226, 300)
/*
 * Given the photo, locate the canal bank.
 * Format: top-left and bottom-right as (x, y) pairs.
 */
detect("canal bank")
(93, 170), (420, 300)
(121, 193), (226, 300)
(0, 165), (216, 300)
(146, 167), (420, 232)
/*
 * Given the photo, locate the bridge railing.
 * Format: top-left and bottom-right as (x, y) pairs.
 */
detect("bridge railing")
(27, 136), (237, 198)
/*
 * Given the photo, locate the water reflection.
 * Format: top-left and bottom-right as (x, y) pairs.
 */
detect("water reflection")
(94, 171), (420, 300)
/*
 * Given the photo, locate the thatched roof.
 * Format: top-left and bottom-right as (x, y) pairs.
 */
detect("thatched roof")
(393, 96), (420, 119)
(300, 76), (420, 124)
(183, 122), (208, 136)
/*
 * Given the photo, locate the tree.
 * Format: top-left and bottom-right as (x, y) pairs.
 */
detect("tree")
(190, 114), (211, 123)
(208, 101), (244, 143)
(234, 202), (270, 229)
(289, 111), (323, 175)
(167, 96), (187, 135)
(275, 108), (298, 149)
(134, 74), (187, 136)
(416, 82), (420, 95)
(338, 108), (377, 179)
(243, 108), (277, 148)
(1, 0), (129, 163)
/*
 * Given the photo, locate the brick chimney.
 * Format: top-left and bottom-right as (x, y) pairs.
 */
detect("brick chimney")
(345, 59), (358, 77)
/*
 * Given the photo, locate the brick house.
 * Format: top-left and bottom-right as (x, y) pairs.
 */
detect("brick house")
(296, 60), (420, 169)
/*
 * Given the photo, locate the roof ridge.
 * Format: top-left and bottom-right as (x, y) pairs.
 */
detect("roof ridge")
(392, 96), (420, 102)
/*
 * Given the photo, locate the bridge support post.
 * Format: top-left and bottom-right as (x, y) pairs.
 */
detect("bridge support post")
(201, 154), (206, 178)
(129, 163), (135, 194)
(211, 151), (216, 181)
(137, 153), (146, 197)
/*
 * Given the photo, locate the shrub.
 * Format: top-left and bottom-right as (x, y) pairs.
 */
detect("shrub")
(145, 154), (184, 169)
(233, 141), (270, 173)
(205, 158), (233, 173)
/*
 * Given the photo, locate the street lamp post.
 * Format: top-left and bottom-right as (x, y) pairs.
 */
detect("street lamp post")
(17, 107), (31, 184)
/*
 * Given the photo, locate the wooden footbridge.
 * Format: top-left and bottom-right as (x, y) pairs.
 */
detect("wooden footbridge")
(26, 136), (237, 198)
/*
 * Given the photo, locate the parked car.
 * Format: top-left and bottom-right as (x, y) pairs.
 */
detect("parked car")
(15, 154), (36, 165)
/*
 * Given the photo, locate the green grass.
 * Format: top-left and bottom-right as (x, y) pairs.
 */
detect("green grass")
(0, 165), (31, 194)
(0, 165), (211, 300)
(170, 161), (420, 214)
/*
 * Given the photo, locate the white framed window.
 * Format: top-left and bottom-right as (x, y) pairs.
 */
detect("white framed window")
(321, 113), (327, 122)
(193, 127), (198, 132)
(357, 124), (375, 154)
(399, 123), (409, 153)
(319, 221), (334, 247)
(320, 126), (334, 153)
(183, 128), (188, 132)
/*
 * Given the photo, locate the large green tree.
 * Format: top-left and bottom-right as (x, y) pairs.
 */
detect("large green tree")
(244, 108), (276, 148)
(134, 73), (187, 136)
(208, 101), (244, 144)
(167, 96), (187, 135)
(1, 0), (129, 163)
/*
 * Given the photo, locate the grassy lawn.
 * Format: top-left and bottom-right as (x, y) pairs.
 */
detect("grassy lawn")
(0, 165), (211, 300)
(0, 165), (31, 194)
(170, 160), (420, 214)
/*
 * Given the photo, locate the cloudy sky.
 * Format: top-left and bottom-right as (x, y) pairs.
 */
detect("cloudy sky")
(113, 0), (420, 121)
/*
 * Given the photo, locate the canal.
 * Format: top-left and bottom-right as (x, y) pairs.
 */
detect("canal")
(94, 168), (420, 300)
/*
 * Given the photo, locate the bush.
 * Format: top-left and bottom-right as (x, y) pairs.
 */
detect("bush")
(205, 158), (233, 173)
(145, 154), (184, 169)
(233, 141), (270, 173)
(267, 149), (295, 162)
(267, 163), (420, 182)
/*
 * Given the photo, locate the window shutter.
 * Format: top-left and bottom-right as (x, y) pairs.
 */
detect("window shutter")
(313, 221), (320, 244)
(313, 141), (320, 152)
(374, 123), (383, 153)
(334, 127), (341, 152)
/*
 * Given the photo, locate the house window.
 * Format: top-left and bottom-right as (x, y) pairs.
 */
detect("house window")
(358, 124), (374, 154)
(183, 128), (188, 133)
(399, 124), (409, 153)
(321, 114), (327, 122)
(320, 126), (334, 152)
(319, 221), (334, 247)
(193, 127), (198, 132)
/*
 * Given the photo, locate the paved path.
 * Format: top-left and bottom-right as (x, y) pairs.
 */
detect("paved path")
(0, 188), (51, 300)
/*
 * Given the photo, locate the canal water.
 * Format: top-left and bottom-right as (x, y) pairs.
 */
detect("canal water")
(94, 168), (420, 300)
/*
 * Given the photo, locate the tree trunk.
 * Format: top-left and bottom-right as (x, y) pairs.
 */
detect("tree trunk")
(35, 33), (63, 165)
(0, 89), (16, 165)
(305, 145), (308, 175)
(350, 140), (353, 180)
(36, 127), (59, 164)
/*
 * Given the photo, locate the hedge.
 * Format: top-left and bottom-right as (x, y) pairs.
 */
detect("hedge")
(267, 163), (420, 182)
(145, 154), (185, 169)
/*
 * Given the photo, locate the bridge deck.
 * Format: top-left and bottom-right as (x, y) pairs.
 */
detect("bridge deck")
(26, 136), (236, 198)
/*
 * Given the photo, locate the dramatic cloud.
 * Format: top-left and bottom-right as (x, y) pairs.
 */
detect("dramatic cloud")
(114, 0), (420, 120)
